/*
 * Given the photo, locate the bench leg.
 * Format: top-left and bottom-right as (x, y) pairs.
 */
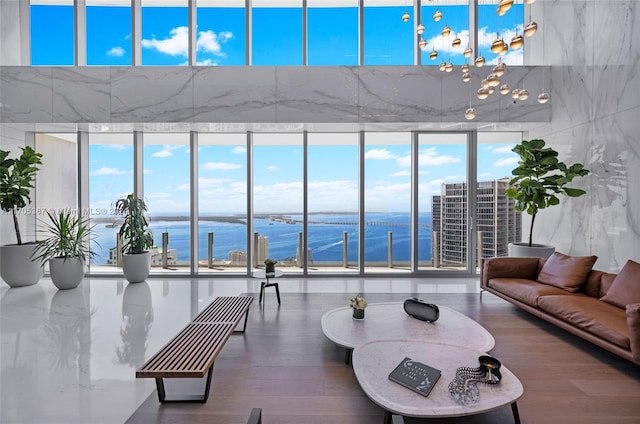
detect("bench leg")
(155, 365), (215, 403)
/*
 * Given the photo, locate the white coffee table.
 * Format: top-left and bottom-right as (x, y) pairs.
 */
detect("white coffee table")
(321, 302), (495, 363)
(352, 339), (523, 423)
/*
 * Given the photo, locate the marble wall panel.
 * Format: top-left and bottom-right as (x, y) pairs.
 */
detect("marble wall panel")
(111, 67), (194, 122)
(358, 66), (442, 123)
(497, 67), (550, 122)
(193, 66), (276, 123)
(441, 66), (501, 123)
(52, 68), (111, 123)
(275, 67), (358, 122)
(0, 68), (52, 123)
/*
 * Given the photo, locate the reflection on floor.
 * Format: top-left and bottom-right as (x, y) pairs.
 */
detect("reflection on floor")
(0, 276), (480, 424)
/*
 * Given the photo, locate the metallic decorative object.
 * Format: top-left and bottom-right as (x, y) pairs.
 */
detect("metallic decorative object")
(490, 38), (504, 54)
(477, 88), (490, 100)
(417, 23), (425, 34)
(537, 92), (550, 103)
(462, 72), (471, 82)
(494, 60), (506, 76)
(433, 9), (443, 22)
(439, 61), (447, 71)
(497, 0), (514, 16)
(511, 88), (520, 99)
(500, 84), (510, 95)
(465, 107), (477, 120)
(419, 38), (427, 49)
(524, 21), (538, 37)
(510, 34), (524, 50)
(487, 73), (501, 87)
(481, 79), (490, 89)
(430, 49), (438, 60)
(445, 62), (454, 73)
(498, 43), (509, 56)
(402, 12), (410, 22)
(475, 56), (485, 67)
(452, 36), (462, 48)
(461, 63), (470, 73)
(518, 89), (530, 100)
(488, 86), (495, 95)
(463, 46), (473, 58)
(442, 25), (451, 37)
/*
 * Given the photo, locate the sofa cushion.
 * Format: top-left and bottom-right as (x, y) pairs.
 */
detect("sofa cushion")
(537, 252), (598, 293)
(538, 295), (630, 349)
(601, 260), (640, 308)
(488, 278), (574, 307)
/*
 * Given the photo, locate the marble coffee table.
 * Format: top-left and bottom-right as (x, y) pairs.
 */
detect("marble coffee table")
(321, 302), (495, 363)
(352, 340), (523, 424)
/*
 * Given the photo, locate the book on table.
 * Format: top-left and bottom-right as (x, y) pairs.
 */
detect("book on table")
(388, 357), (441, 397)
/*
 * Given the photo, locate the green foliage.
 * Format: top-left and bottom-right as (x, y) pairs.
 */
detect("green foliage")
(32, 209), (98, 265)
(264, 258), (278, 266)
(0, 146), (43, 245)
(113, 194), (154, 255)
(506, 139), (590, 246)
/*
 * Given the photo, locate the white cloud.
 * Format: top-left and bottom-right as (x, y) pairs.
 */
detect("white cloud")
(391, 170), (411, 177)
(492, 145), (515, 154)
(197, 30), (232, 56)
(493, 157), (519, 167)
(365, 148), (397, 160)
(196, 59), (218, 66)
(201, 162), (242, 171)
(267, 165), (280, 171)
(107, 46), (125, 57)
(232, 146), (246, 154)
(91, 167), (126, 176)
(144, 169), (154, 175)
(142, 27), (233, 59)
(397, 147), (461, 167)
(153, 150), (172, 158)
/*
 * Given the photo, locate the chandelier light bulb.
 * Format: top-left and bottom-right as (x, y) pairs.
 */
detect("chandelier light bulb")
(430, 50), (438, 60)
(439, 61), (447, 71)
(488, 86), (495, 95)
(463, 47), (473, 58)
(493, 65), (505, 77)
(445, 62), (454, 73)
(511, 88), (520, 99)
(525, 0), (536, 4)
(442, 25), (451, 37)
(402, 12), (410, 22)
(461, 63), (470, 73)
(487, 73), (501, 87)
(498, 43), (509, 56)
(518, 89), (530, 100)
(524, 21), (538, 37)
(500, 84), (511, 95)
(475, 56), (485, 67)
(481, 79), (490, 89)
(537, 92), (550, 103)
(491, 38), (504, 54)
(462, 72), (471, 82)
(419, 38), (427, 49)
(498, 0), (514, 14)
(465, 107), (477, 120)
(510, 34), (524, 50)
(452, 36), (462, 48)
(417, 23), (425, 35)
(477, 88), (490, 100)
(433, 10), (442, 22)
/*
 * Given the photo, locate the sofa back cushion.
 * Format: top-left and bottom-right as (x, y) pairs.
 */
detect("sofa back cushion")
(537, 251), (598, 293)
(600, 260), (640, 308)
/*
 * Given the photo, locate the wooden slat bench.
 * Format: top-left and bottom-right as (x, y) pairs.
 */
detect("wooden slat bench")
(136, 295), (254, 403)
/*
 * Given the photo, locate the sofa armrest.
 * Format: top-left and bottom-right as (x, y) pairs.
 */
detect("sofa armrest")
(626, 303), (640, 362)
(481, 257), (542, 289)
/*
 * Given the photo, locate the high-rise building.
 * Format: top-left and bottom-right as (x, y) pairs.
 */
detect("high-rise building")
(432, 179), (521, 267)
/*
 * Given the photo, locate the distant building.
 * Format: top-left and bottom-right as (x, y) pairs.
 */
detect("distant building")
(432, 178), (521, 267)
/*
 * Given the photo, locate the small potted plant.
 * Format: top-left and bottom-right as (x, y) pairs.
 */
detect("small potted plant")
(0, 146), (44, 287)
(350, 294), (368, 320)
(32, 209), (97, 290)
(113, 194), (154, 283)
(505, 139), (589, 258)
(264, 258), (278, 274)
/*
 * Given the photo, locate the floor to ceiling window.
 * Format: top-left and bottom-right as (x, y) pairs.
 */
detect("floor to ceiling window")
(87, 1), (132, 65)
(478, 0), (524, 66)
(252, 0), (303, 65)
(307, 0), (358, 66)
(363, 1), (413, 65)
(30, 1), (74, 65)
(419, 3), (469, 66)
(141, 0), (188, 66)
(196, 0), (246, 66)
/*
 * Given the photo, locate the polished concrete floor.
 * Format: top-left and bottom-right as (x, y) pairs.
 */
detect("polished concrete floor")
(0, 276), (483, 424)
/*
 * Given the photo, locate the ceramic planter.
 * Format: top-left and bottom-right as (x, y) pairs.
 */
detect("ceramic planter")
(49, 256), (85, 290)
(0, 243), (43, 288)
(122, 251), (152, 283)
(508, 242), (555, 259)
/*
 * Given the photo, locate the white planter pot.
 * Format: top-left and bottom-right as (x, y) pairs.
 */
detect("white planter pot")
(508, 242), (555, 259)
(122, 252), (151, 283)
(49, 256), (85, 290)
(0, 243), (43, 288)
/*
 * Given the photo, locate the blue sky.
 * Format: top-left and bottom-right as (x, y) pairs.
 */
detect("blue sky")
(31, 3), (523, 214)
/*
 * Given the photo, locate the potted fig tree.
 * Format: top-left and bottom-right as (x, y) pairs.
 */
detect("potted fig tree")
(32, 209), (97, 290)
(0, 146), (44, 287)
(505, 139), (589, 258)
(113, 194), (154, 283)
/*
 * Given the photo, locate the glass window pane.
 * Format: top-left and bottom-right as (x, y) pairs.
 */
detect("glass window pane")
(252, 1), (302, 65)
(143, 133), (191, 273)
(197, 1), (246, 65)
(363, 3), (413, 65)
(87, 3), (132, 65)
(308, 1), (358, 66)
(198, 133), (247, 273)
(252, 133), (303, 271)
(478, 1), (524, 66)
(417, 133), (468, 271)
(420, 3), (469, 66)
(307, 133), (359, 273)
(88, 133), (133, 272)
(364, 132), (411, 272)
(31, 4), (74, 65)
(141, 1), (188, 65)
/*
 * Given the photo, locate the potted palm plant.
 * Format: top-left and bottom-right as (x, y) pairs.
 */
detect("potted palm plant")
(505, 139), (590, 258)
(32, 209), (96, 290)
(0, 146), (44, 287)
(113, 194), (154, 283)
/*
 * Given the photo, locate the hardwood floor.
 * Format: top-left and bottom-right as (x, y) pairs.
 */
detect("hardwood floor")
(125, 293), (640, 424)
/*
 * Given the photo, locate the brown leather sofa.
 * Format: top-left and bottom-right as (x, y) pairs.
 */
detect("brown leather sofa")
(480, 254), (640, 366)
